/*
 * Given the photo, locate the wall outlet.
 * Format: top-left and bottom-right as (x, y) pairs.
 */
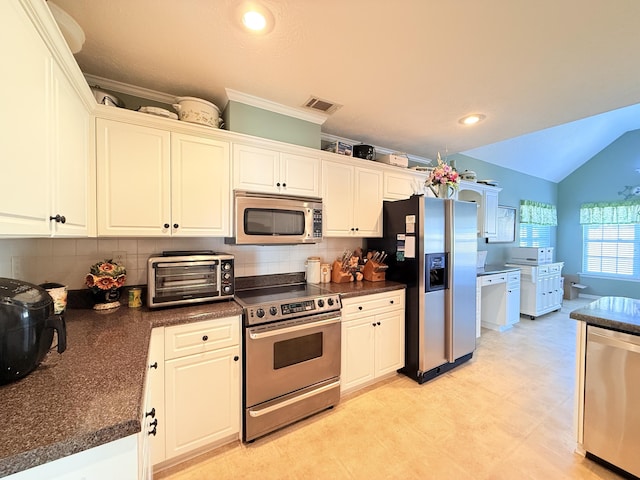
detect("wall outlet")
(112, 251), (127, 266)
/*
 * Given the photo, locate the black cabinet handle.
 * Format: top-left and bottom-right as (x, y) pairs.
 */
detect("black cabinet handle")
(390, 300), (394, 304)
(276, 182), (281, 187)
(372, 323), (377, 327)
(358, 306), (363, 310)
(49, 214), (66, 224)
(149, 419), (158, 428)
(351, 228), (355, 231)
(202, 335), (208, 341)
(377, 321), (381, 326)
(145, 408), (155, 418)
(173, 223), (179, 229)
(282, 183), (286, 187)
(149, 362), (158, 369)
(163, 223), (170, 228)
(148, 426), (157, 436)
(355, 227), (359, 231)
(234, 356), (239, 361)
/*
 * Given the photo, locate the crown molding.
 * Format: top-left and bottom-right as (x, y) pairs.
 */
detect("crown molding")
(320, 133), (433, 165)
(225, 89), (328, 125)
(83, 74), (178, 105)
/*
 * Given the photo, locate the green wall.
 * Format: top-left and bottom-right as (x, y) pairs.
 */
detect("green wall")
(223, 101), (321, 149)
(449, 153), (558, 266)
(557, 129), (640, 298)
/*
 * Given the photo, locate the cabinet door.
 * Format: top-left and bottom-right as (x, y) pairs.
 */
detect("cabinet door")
(506, 287), (520, 326)
(96, 119), (171, 236)
(322, 160), (355, 236)
(0, 2), (51, 236)
(148, 328), (166, 467)
(164, 346), (240, 459)
(341, 316), (375, 393)
(383, 170), (426, 200)
(483, 188), (499, 238)
(233, 144), (279, 193)
(353, 167), (383, 237)
(280, 151), (320, 197)
(171, 133), (230, 236)
(51, 61), (93, 237)
(374, 310), (404, 377)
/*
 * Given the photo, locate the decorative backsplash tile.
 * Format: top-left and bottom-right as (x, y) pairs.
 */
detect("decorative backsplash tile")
(0, 237), (362, 290)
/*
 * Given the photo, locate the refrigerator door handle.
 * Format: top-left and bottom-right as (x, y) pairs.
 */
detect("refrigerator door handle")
(445, 200), (454, 363)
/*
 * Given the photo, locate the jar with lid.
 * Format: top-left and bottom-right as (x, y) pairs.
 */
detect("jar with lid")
(320, 263), (331, 283)
(305, 257), (321, 284)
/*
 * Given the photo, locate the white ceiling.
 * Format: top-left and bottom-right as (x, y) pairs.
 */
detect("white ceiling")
(52, 0), (640, 183)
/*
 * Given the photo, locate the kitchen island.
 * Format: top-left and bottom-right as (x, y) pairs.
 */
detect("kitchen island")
(0, 280), (405, 478)
(570, 296), (640, 478)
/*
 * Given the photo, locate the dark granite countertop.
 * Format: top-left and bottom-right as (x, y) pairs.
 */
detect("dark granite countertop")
(319, 279), (405, 298)
(0, 300), (242, 477)
(570, 296), (640, 335)
(0, 281), (405, 477)
(476, 264), (521, 277)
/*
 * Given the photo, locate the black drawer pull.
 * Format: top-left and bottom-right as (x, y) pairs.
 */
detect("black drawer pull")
(202, 335), (208, 341)
(149, 362), (158, 369)
(145, 408), (155, 418)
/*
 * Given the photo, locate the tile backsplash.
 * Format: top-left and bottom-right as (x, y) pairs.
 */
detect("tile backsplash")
(0, 237), (363, 289)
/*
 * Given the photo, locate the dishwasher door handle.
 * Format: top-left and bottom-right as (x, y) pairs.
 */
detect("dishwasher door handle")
(588, 329), (640, 355)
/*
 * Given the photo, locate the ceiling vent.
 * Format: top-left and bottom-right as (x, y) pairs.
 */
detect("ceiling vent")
(303, 96), (342, 115)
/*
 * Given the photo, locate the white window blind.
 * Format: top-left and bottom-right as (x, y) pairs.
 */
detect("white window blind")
(582, 224), (640, 279)
(519, 224), (551, 247)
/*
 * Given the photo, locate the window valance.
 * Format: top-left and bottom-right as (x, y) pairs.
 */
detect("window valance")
(579, 200), (640, 225)
(519, 200), (557, 226)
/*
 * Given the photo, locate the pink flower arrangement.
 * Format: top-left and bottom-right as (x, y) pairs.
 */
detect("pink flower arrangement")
(427, 154), (460, 189)
(85, 259), (126, 293)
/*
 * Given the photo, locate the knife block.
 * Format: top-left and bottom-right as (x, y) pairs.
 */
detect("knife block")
(363, 261), (386, 282)
(331, 260), (353, 283)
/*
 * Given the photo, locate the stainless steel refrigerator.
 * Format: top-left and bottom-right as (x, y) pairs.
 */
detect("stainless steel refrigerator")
(366, 196), (477, 384)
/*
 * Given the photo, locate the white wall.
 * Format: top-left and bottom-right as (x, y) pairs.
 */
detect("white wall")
(0, 237), (361, 289)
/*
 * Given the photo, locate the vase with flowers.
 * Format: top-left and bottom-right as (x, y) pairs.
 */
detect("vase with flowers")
(426, 153), (460, 198)
(85, 259), (126, 310)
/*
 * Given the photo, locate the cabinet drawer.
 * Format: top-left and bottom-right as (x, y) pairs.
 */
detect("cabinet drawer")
(342, 290), (404, 318)
(548, 264), (562, 273)
(507, 271), (521, 287)
(165, 316), (240, 360)
(480, 274), (506, 286)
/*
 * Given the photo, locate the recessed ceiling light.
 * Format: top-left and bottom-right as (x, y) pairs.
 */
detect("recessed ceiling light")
(459, 114), (486, 125)
(237, 2), (274, 34)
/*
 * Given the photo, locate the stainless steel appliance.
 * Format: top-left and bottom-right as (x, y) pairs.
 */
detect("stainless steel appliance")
(366, 196), (477, 384)
(226, 190), (323, 245)
(584, 325), (640, 477)
(147, 251), (234, 308)
(0, 278), (67, 384)
(235, 277), (341, 442)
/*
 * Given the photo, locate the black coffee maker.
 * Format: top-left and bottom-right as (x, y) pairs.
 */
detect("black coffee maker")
(0, 278), (67, 384)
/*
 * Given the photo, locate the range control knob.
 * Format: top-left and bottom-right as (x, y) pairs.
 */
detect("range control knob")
(317, 299), (325, 308)
(327, 298), (334, 306)
(256, 308), (265, 318)
(269, 306), (278, 316)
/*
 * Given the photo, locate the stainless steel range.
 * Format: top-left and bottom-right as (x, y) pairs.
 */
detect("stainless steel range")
(235, 277), (342, 442)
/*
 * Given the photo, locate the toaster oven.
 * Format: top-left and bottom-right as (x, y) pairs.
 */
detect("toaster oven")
(147, 251), (234, 308)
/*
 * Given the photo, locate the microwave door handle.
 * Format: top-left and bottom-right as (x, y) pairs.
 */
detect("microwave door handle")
(248, 316), (341, 340)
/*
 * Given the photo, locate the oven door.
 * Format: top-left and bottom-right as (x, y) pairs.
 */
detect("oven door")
(245, 313), (341, 407)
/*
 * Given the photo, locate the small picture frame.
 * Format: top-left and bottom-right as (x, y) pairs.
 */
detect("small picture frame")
(487, 205), (516, 243)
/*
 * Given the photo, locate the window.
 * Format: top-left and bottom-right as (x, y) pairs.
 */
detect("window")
(519, 224), (551, 247)
(582, 224), (640, 279)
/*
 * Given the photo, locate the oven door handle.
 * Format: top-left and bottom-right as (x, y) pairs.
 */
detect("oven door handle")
(248, 380), (341, 418)
(248, 316), (341, 340)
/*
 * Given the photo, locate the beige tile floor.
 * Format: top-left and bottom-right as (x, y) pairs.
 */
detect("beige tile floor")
(156, 297), (625, 480)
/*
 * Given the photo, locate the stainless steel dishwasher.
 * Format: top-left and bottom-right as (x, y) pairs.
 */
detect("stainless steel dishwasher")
(584, 325), (640, 477)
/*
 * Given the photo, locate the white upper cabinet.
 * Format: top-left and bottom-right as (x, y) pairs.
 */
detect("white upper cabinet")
(322, 158), (383, 237)
(457, 180), (501, 238)
(97, 119), (231, 237)
(233, 143), (320, 197)
(383, 169), (430, 200)
(0, 2), (93, 237)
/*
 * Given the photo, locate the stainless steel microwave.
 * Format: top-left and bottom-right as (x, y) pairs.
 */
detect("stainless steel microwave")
(147, 251), (234, 308)
(226, 191), (323, 245)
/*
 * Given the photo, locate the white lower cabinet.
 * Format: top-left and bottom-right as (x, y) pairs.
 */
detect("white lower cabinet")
(152, 315), (241, 469)
(514, 262), (564, 319)
(340, 290), (405, 394)
(146, 328), (166, 469)
(479, 270), (521, 332)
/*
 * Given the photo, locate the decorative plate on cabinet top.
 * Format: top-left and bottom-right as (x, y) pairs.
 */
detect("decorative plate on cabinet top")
(138, 106), (179, 120)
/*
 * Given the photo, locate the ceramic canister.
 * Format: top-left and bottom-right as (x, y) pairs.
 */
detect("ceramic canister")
(305, 257), (321, 284)
(320, 263), (331, 283)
